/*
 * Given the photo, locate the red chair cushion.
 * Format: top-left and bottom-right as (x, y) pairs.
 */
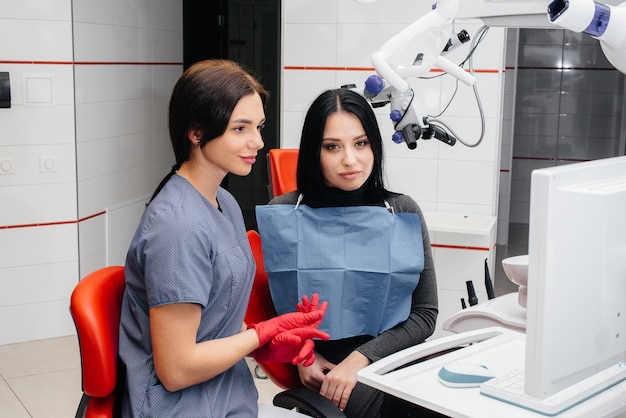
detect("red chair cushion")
(268, 148), (298, 197)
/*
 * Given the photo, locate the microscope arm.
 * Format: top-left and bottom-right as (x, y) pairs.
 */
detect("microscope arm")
(355, 0), (626, 149)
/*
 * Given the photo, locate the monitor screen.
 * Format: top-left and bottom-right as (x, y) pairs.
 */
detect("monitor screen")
(525, 156), (626, 399)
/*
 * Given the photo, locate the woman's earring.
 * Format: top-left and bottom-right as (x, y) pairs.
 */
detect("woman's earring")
(195, 140), (201, 146)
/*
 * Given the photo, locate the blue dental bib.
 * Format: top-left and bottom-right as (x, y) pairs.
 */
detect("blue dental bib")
(256, 202), (424, 340)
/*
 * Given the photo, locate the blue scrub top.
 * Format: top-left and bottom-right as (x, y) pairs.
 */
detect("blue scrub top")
(119, 174), (257, 417)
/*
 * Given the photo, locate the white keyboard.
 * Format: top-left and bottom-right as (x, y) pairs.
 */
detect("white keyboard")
(480, 363), (626, 416)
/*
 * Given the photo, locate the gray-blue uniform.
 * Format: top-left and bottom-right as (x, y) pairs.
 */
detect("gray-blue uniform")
(118, 174), (258, 417)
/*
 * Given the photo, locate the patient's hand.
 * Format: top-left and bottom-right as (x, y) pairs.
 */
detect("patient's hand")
(297, 351), (335, 392)
(319, 351), (371, 411)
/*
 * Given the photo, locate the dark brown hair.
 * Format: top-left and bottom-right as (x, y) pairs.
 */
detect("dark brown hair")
(151, 59), (269, 202)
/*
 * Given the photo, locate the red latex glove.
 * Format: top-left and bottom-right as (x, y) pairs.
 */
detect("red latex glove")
(253, 328), (330, 366)
(297, 293), (327, 314)
(249, 294), (328, 346)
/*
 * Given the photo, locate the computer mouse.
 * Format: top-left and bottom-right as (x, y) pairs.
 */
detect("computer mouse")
(437, 361), (495, 388)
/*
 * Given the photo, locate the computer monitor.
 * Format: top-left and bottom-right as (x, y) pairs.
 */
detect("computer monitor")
(525, 155), (626, 399)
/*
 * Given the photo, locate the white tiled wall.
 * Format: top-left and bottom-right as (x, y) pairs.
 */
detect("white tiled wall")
(0, 0), (181, 344)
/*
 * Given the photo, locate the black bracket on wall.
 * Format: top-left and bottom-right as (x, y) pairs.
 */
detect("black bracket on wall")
(0, 72), (10, 108)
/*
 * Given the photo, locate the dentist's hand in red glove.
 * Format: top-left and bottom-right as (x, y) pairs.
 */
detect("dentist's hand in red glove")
(249, 294), (327, 346)
(253, 328), (330, 366)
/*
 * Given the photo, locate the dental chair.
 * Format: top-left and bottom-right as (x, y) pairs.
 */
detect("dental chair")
(246, 230), (346, 418)
(267, 148), (299, 197)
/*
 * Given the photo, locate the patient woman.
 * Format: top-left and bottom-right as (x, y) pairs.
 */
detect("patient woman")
(256, 88), (438, 417)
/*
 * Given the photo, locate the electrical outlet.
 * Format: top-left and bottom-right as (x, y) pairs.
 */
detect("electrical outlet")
(0, 158), (15, 174)
(39, 156), (57, 173)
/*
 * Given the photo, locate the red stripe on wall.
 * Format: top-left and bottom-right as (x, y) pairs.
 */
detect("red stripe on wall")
(0, 61), (182, 66)
(1, 211), (106, 230)
(284, 66), (501, 74)
(431, 243), (491, 251)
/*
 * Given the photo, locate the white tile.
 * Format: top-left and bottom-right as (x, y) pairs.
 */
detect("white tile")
(151, 0), (183, 31)
(77, 165), (153, 217)
(75, 99), (152, 143)
(78, 213), (107, 262)
(283, 24), (337, 67)
(7, 367), (82, 418)
(106, 194), (150, 266)
(283, 0), (337, 24)
(0, 335), (80, 378)
(281, 111), (306, 148)
(77, 132), (153, 181)
(0, 224), (78, 269)
(151, 28), (183, 62)
(282, 70), (337, 112)
(72, 0), (113, 24)
(73, 23), (150, 62)
(0, 378), (30, 418)
(0, 262), (78, 307)
(75, 65), (152, 103)
(336, 24), (396, 68)
(2, 0), (71, 20)
(0, 182), (77, 226)
(437, 160), (496, 207)
(0, 300), (77, 345)
(385, 157), (439, 205)
(113, 0), (151, 28)
(150, 65), (182, 99)
(0, 20), (73, 61)
(338, 0), (428, 24)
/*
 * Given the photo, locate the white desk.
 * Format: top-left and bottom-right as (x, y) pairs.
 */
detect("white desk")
(358, 327), (626, 417)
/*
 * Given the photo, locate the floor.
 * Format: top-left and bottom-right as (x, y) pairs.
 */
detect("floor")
(0, 335), (283, 418)
(0, 223), (528, 418)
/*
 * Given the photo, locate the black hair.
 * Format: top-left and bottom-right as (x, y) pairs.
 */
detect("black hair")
(296, 88), (390, 202)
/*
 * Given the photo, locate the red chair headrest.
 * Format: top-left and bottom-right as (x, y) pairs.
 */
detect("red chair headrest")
(70, 266), (125, 398)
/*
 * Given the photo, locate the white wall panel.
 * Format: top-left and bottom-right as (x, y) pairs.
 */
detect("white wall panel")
(151, 0), (183, 31)
(74, 65), (152, 103)
(0, 301), (76, 345)
(282, 70), (337, 111)
(284, 0), (338, 24)
(77, 132), (153, 181)
(283, 24), (337, 67)
(73, 23), (151, 62)
(77, 165), (154, 218)
(0, 183), (77, 226)
(0, 224), (78, 269)
(0, 20), (72, 61)
(78, 214), (106, 265)
(337, 0), (428, 24)
(2, 0), (71, 20)
(385, 156), (439, 207)
(0, 262), (77, 306)
(151, 29), (184, 62)
(75, 99), (152, 143)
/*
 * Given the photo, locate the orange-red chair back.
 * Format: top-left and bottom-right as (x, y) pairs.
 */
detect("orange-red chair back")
(70, 265), (125, 418)
(268, 148), (299, 197)
(245, 230), (302, 390)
